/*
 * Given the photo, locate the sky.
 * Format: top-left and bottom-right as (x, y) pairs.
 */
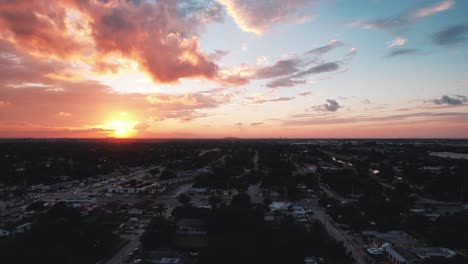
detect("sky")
(0, 0), (467, 138)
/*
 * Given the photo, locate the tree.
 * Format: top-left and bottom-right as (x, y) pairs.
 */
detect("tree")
(177, 193), (192, 207)
(0, 202), (119, 264)
(155, 203), (167, 216)
(160, 170), (176, 180)
(208, 195), (222, 209)
(141, 216), (175, 250)
(231, 193), (252, 209)
(149, 167), (160, 177)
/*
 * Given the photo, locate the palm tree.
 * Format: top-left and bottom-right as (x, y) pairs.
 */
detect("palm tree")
(155, 203), (167, 216)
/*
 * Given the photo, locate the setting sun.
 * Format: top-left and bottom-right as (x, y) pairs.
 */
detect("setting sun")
(106, 120), (136, 138)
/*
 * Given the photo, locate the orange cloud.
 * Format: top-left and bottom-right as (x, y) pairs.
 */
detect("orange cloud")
(0, 0), (227, 84)
(146, 91), (235, 121)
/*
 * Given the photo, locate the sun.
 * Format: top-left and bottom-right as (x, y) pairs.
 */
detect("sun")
(106, 119), (136, 138)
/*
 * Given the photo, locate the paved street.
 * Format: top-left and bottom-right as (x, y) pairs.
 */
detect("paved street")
(298, 197), (369, 264)
(103, 181), (194, 264)
(105, 228), (144, 264)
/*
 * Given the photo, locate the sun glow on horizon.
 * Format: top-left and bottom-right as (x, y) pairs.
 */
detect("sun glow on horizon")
(105, 119), (137, 138)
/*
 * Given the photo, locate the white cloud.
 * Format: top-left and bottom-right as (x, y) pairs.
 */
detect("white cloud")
(347, 47), (358, 55)
(217, 0), (316, 34)
(387, 37), (407, 48)
(410, 0), (454, 19)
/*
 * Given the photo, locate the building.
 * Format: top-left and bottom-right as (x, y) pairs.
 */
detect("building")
(384, 246), (422, 264)
(411, 247), (456, 260)
(270, 201), (291, 212)
(304, 164), (318, 173)
(108, 180), (156, 194)
(158, 175), (196, 186)
(62, 197), (97, 208)
(142, 250), (186, 264)
(176, 218), (208, 235)
(292, 206), (306, 218)
(188, 188), (208, 195)
(362, 231), (416, 248)
(128, 208), (144, 215)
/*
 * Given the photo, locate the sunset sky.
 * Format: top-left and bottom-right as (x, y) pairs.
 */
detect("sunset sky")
(0, 0), (467, 138)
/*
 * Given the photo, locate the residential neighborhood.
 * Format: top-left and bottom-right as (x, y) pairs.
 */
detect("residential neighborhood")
(1, 139), (467, 263)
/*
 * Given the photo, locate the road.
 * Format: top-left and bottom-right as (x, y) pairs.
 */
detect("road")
(299, 198), (369, 264)
(105, 227), (145, 264)
(253, 151), (259, 170)
(247, 184), (263, 204)
(320, 184), (356, 203)
(104, 182), (194, 264)
(158, 183), (194, 217)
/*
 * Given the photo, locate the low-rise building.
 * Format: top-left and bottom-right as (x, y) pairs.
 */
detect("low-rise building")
(362, 230), (417, 248)
(411, 247), (456, 260)
(128, 208), (144, 215)
(384, 246), (422, 264)
(62, 197), (97, 208)
(108, 180), (156, 194)
(270, 202), (291, 212)
(176, 218), (208, 235)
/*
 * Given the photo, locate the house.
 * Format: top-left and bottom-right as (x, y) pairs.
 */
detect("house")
(176, 218), (208, 235)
